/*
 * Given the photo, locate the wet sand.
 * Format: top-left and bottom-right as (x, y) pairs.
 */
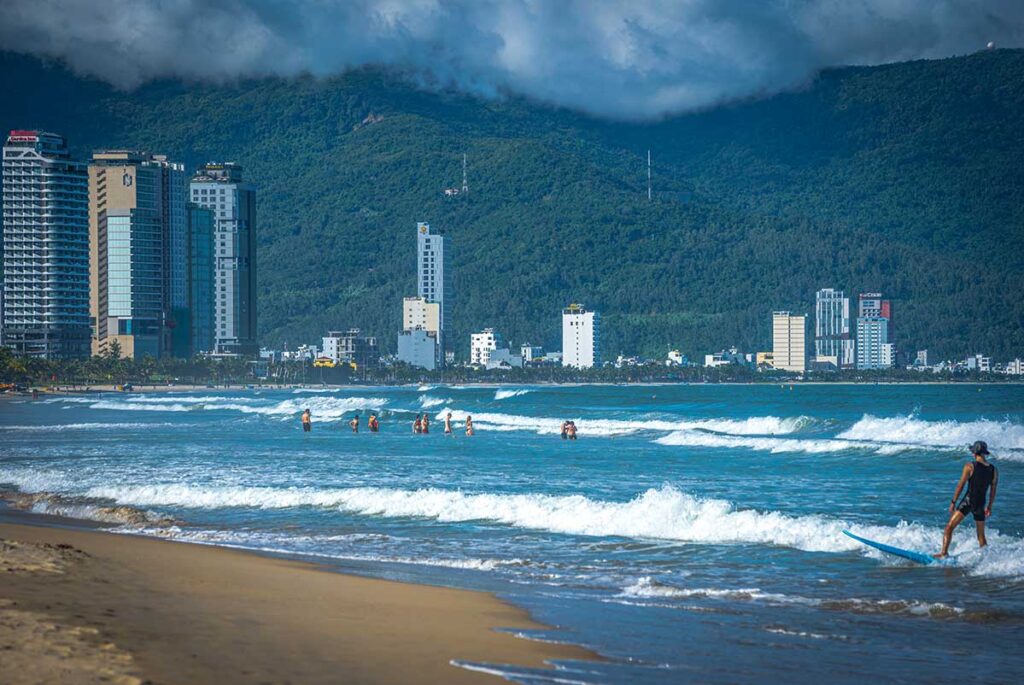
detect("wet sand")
(0, 520), (592, 684)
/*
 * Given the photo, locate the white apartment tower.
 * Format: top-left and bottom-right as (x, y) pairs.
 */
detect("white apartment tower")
(416, 222), (447, 365)
(814, 288), (852, 367)
(562, 304), (600, 368)
(856, 317), (892, 369)
(2, 130), (90, 358)
(189, 163), (257, 355)
(772, 312), (807, 373)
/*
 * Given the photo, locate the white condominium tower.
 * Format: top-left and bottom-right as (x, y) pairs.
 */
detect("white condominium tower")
(190, 163), (257, 355)
(416, 221), (447, 365)
(772, 311), (807, 373)
(562, 304), (600, 368)
(2, 130), (90, 358)
(814, 288), (852, 367)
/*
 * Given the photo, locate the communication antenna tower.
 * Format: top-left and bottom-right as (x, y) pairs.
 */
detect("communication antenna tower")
(647, 149), (651, 201)
(462, 153), (468, 195)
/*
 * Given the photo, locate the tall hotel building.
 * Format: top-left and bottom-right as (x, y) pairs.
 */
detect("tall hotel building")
(2, 130), (90, 358)
(416, 221), (447, 366)
(88, 151), (189, 358)
(772, 311), (807, 373)
(856, 292), (894, 369)
(190, 163), (257, 355)
(562, 303), (600, 368)
(814, 288), (853, 368)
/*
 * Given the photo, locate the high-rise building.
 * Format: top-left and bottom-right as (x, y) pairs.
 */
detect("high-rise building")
(2, 130), (90, 359)
(858, 292), (893, 338)
(772, 312), (806, 373)
(814, 288), (852, 367)
(562, 304), (600, 368)
(470, 328), (502, 366)
(188, 204), (215, 354)
(416, 222), (447, 364)
(856, 316), (891, 369)
(88, 151), (189, 359)
(190, 163), (257, 355)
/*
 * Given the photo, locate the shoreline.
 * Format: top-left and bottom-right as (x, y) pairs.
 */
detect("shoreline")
(0, 512), (595, 684)
(4, 378), (1023, 399)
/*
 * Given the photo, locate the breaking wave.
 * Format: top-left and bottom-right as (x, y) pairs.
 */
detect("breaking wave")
(0, 422), (178, 432)
(494, 388), (534, 400)
(435, 409), (812, 438)
(838, 415), (1024, 452)
(25, 482), (1017, 567)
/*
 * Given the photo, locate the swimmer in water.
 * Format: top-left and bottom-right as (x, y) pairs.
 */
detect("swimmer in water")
(465, 416), (474, 436)
(349, 414), (359, 433)
(368, 414), (379, 433)
(301, 409), (312, 433)
(413, 415), (422, 434)
(444, 412), (453, 435)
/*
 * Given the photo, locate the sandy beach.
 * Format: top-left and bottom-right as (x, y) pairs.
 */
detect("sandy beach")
(0, 518), (592, 684)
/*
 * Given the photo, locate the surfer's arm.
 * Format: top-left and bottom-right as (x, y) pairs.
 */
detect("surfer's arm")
(987, 468), (998, 515)
(948, 464), (972, 512)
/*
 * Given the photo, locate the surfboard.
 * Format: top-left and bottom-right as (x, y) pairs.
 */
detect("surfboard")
(842, 530), (949, 566)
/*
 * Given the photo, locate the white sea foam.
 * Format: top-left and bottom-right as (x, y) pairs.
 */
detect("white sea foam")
(0, 422), (178, 432)
(494, 388), (534, 400)
(838, 414), (1024, 452)
(621, 578), (967, 618)
(654, 430), (922, 455)
(435, 409), (811, 438)
(419, 396), (446, 409)
(417, 385), (435, 392)
(59, 395), (386, 421)
(130, 527), (513, 571)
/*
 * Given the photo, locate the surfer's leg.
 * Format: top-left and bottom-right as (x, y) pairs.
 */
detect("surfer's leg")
(935, 511), (965, 558)
(975, 519), (987, 548)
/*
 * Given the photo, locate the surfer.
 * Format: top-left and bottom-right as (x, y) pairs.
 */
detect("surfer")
(934, 440), (999, 559)
(301, 409), (312, 433)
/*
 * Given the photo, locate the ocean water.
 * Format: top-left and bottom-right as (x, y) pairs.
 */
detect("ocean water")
(2, 383), (1023, 683)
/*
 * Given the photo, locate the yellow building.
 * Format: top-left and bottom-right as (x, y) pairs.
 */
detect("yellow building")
(772, 312), (806, 373)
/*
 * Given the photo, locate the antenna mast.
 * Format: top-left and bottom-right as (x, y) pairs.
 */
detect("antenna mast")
(462, 153), (468, 195)
(647, 149), (651, 201)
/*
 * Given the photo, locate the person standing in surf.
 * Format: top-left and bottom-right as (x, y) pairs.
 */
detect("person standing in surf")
(934, 440), (998, 559)
(301, 409), (312, 433)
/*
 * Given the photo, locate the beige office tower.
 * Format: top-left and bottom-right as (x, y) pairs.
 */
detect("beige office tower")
(89, 151), (188, 359)
(772, 311), (807, 373)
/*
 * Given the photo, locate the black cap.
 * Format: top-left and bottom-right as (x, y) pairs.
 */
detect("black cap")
(971, 440), (990, 456)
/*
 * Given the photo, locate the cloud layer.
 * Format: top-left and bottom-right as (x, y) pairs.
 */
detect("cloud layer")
(2, 0), (1022, 119)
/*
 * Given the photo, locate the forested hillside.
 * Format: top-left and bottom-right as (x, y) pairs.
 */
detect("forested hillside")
(1, 50), (1022, 359)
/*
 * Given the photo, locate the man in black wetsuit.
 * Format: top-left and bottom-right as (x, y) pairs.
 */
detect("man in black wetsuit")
(934, 441), (999, 559)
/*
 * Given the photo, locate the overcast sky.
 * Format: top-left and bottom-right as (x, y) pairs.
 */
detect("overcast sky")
(2, 0), (1022, 119)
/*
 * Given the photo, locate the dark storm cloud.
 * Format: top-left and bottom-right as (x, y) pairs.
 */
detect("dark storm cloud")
(1, 0), (1022, 119)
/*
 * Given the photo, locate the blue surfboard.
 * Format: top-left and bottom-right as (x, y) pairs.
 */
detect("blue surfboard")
(842, 530), (950, 566)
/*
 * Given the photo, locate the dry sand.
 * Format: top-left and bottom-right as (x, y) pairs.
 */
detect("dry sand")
(0, 521), (592, 684)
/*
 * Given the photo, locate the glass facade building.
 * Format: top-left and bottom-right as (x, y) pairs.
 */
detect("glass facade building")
(188, 204), (215, 354)
(2, 130), (90, 359)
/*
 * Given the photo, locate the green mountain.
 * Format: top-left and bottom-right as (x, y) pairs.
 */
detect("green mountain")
(2, 50), (1022, 360)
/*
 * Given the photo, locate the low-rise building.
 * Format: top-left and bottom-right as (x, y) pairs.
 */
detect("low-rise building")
(1005, 359), (1024, 376)
(965, 354), (991, 372)
(485, 348), (523, 370)
(397, 329), (439, 370)
(322, 329), (379, 369)
(470, 328), (502, 366)
(521, 343), (544, 362)
(704, 348), (748, 368)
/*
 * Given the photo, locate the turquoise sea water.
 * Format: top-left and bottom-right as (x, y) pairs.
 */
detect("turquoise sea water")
(2, 384), (1023, 683)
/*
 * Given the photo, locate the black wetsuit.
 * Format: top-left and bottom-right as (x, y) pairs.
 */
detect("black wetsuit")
(957, 461), (996, 521)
